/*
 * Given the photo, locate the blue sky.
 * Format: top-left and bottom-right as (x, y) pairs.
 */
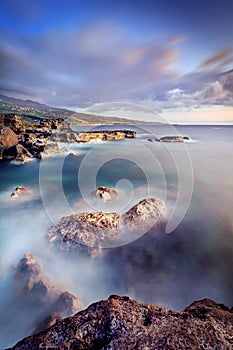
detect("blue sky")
(0, 0), (233, 122)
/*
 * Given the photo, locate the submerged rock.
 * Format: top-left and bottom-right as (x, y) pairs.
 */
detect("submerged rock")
(95, 186), (118, 202)
(9, 295), (233, 349)
(48, 198), (165, 257)
(10, 186), (30, 198)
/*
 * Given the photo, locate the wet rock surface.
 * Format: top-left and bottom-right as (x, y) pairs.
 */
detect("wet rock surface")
(9, 295), (233, 350)
(48, 198), (166, 257)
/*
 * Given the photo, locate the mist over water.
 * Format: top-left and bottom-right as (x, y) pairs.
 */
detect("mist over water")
(0, 125), (233, 348)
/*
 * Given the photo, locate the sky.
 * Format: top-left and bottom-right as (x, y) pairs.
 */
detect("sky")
(0, 0), (233, 123)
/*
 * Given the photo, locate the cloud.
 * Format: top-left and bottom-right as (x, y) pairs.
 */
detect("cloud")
(198, 48), (233, 70)
(0, 22), (180, 107)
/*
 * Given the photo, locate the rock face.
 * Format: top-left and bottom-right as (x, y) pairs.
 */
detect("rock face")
(9, 295), (233, 350)
(76, 130), (136, 143)
(48, 198), (165, 257)
(0, 126), (18, 147)
(0, 114), (26, 134)
(95, 186), (118, 201)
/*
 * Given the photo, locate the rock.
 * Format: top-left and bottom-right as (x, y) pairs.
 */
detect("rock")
(0, 126), (18, 147)
(32, 291), (85, 334)
(9, 295), (233, 350)
(48, 211), (121, 257)
(122, 198), (166, 232)
(76, 130), (136, 143)
(10, 186), (30, 198)
(48, 198), (165, 257)
(148, 136), (189, 142)
(13, 253), (59, 302)
(95, 186), (118, 202)
(40, 142), (60, 158)
(3, 143), (32, 160)
(0, 114), (26, 134)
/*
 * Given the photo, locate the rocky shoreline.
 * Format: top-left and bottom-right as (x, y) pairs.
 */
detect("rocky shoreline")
(0, 114), (137, 163)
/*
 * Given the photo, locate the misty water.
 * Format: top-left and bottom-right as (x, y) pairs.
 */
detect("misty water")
(0, 124), (233, 348)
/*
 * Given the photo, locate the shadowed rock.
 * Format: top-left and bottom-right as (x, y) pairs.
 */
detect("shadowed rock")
(95, 186), (118, 202)
(8, 295), (233, 349)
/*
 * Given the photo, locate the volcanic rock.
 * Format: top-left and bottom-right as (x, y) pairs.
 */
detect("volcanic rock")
(48, 198), (165, 257)
(9, 295), (233, 349)
(0, 126), (18, 147)
(95, 186), (118, 201)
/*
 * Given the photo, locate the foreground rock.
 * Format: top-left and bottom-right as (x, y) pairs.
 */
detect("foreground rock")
(95, 186), (118, 201)
(0, 126), (18, 148)
(9, 295), (233, 349)
(148, 135), (189, 143)
(48, 198), (165, 257)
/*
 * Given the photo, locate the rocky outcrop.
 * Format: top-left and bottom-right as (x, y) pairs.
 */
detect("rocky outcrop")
(95, 186), (118, 201)
(0, 114), (26, 134)
(148, 136), (189, 142)
(48, 198), (165, 257)
(76, 130), (136, 143)
(9, 295), (233, 350)
(0, 126), (18, 147)
(13, 253), (84, 336)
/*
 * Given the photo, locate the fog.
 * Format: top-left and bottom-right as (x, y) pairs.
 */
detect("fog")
(0, 125), (233, 348)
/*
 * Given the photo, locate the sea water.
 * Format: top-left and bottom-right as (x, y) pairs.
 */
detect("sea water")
(0, 124), (233, 347)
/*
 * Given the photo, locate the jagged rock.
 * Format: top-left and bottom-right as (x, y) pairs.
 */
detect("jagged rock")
(14, 253), (59, 302)
(48, 211), (121, 257)
(32, 291), (85, 334)
(0, 114), (26, 134)
(9, 295), (233, 350)
(48, 198), (165, 257)
(122, 198), (166, 232)
(95, 186), (118, 202)
(40, 142), (60, 158)
(3, 143), (32, 160)
(0, 126), (18, 147)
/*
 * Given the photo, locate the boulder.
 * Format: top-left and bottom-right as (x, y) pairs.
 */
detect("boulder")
(4, 144), (32, 160)
(9, 296), (233, 350)
(48, 198), (166, 257)
(0, 126), (18, 147)
(95, 186), (118, 201)
(0, 114), (26, 134)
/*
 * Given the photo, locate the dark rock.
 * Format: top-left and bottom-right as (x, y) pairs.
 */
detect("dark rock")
(10, 186), (30, 198)
(9, 296), (233, 350)
(148, 136), (190, 143)
(3, 144), (32, 160)
(0, 126), (18, 147)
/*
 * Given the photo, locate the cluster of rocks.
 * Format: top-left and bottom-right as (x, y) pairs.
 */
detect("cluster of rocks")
(9, 295), (233, 349)
(10, 186), (29, 198)
(148, 135), (190, 142)
(13, 253), (84, 335)
(76, 130), (136, 143)
(48, 198), (166, 258)
(0, 114), (65, 162)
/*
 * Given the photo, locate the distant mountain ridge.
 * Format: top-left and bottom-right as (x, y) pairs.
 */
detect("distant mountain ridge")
(0, 94), (151, 125)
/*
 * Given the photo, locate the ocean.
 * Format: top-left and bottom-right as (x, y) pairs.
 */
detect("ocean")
(0, 124), (233, 347)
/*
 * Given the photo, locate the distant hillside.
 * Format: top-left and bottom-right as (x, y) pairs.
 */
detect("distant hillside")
(0, 94), (151, 125)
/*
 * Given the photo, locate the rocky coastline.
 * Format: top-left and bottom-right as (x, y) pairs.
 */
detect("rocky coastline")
(0, 113), (137, 163)
(8, 295), (233, 349)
